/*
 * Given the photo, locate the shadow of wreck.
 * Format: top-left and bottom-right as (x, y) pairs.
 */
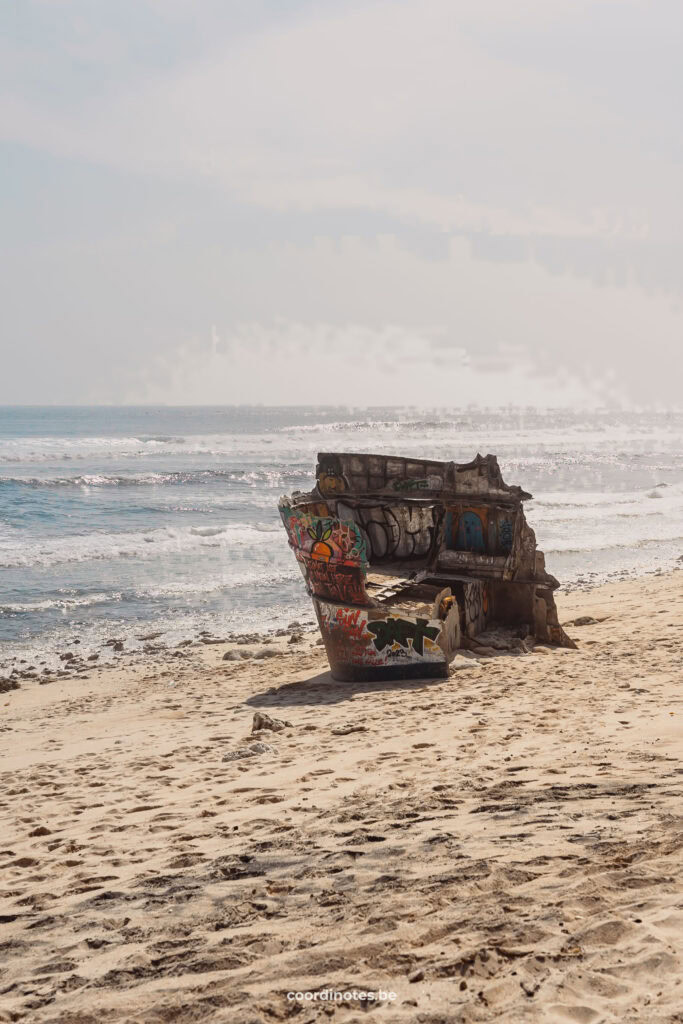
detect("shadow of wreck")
(245, 669), (453, 708)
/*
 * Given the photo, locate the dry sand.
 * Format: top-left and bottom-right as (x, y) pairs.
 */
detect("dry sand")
(1, 570), (682, 1024)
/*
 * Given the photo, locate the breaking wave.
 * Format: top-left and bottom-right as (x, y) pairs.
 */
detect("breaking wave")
(0, 522), (284, 570)
(0, 592), (122, 615)
(280, 418), (467, 434)
(545, 534), (683, 555)
(0, 434), (266, 463)
(0, 468), (312, 488)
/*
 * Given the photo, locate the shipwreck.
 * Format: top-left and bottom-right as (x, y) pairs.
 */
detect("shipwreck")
(279, 452), (574, 681)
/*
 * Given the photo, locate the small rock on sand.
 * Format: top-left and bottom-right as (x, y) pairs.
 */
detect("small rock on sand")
(222, 742), (275, 762)
(252, 711), (292, 733)
(470, 645), (498, 657)
(450, 655), (480, 671)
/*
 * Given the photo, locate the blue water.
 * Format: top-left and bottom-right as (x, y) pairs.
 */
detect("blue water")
(1, 406), (682, 670)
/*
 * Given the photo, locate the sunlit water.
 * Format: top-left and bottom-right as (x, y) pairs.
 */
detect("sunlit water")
(1, 405), (681, 669)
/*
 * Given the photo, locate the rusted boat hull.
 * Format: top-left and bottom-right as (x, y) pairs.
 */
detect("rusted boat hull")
(313, 598), (452, 682)
(279, 451), (575, 682)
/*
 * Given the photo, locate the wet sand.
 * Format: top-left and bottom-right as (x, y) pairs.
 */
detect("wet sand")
(1, 570), (683, 1023)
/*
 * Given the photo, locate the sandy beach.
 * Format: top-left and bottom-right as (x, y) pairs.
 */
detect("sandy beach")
(1, 569), (682, 1023)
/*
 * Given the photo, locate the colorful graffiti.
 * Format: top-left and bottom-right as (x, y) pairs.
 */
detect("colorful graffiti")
(307, 521), (333, 562)
(297, 553), (366, 605)
(280, 506), (367, 564)
(463, 579), (488, 637)
(445, 506), (490, 554)
(280, 504), (369, 605)
(335, 501), (435, 561)
(456, 510), (485, 552)
(317, 454), (349, 494)
(365, 616), (440, 656)
(316, 601), (446, 669)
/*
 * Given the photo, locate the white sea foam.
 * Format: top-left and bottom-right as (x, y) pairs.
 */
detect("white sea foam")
(132, 565), (300, 600)
(189, 526), (229, 537)
(529, 485), (681, 520)
(0, 592), (121, 614)
(527, 484), (683, 552)
(545, 533), (683, 555)
(0, 522), (287, 569)
(0, 468), (311, 487)
(0, 434), (309, 464)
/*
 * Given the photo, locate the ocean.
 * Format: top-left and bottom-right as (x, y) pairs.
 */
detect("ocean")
(1, 406), (681, 673)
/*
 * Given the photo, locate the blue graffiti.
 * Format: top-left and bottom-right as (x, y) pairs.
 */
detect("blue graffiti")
(499, 519), (513, 554)
(456, 511), (485, 553)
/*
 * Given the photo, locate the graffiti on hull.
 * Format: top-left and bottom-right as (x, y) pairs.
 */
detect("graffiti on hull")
(316, 602), (445, 667)
(280, 507), (367, 562)
(463, 579), (488, 637)
(280, 505), (369, 605)
(366, 617), (440, 656)
(336, 501), (435, 561)
(317, 454), (349, 494)
(296, 553), (367, 605)
(499, 519), (513, 554)
(391, 475), (443, 493)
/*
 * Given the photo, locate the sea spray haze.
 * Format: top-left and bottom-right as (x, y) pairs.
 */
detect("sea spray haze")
(1, 406), (682, 674)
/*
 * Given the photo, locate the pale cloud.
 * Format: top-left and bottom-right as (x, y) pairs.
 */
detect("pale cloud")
(1, 0), (673, 237)
(1, 0), (681, 406)
(127, 319), (595, 408)
(120, 235), (682, 408)
(245, 176), (650, 239)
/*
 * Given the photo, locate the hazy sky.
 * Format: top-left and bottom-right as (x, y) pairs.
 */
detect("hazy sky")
(2, 0), (681, 406)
